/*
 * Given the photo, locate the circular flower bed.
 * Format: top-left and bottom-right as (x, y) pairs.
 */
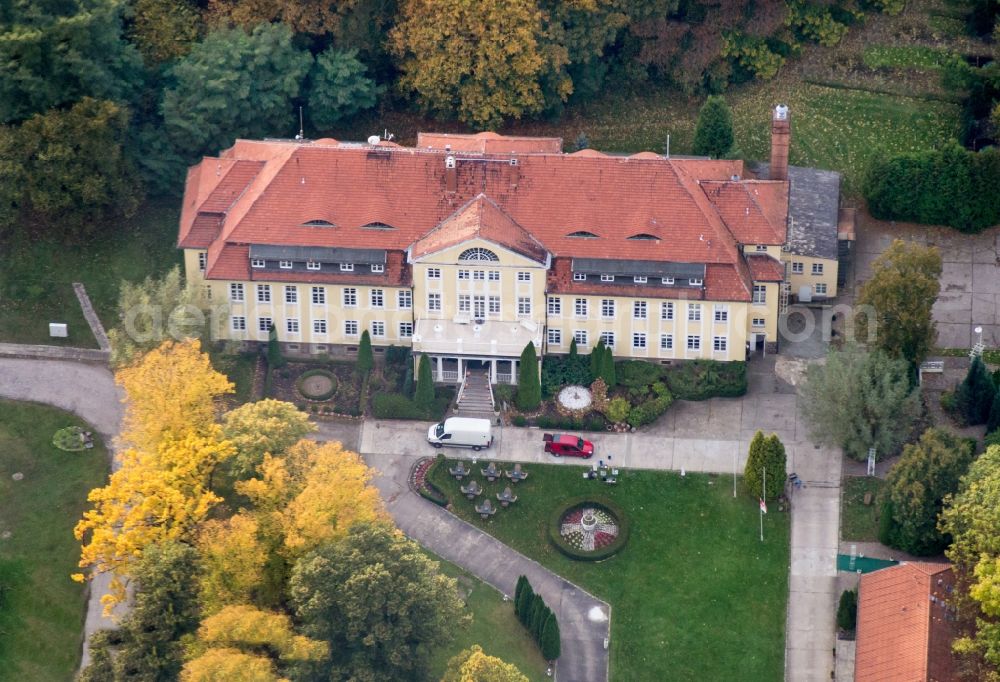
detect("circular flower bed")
(548, 496), (629, 561)
(52, 426), (89, 452)
(557, 385), (593, 412)
(296, 369), (338, 401)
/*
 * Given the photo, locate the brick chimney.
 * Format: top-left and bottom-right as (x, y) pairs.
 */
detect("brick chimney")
(770, 104), (790, 181)
(445, 155), (457, 193)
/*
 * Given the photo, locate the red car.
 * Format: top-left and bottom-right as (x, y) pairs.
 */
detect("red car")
(543, 433), (594, 458)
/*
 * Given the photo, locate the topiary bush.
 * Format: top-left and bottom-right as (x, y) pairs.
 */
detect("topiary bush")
(548, 496), (630, 561)
(836, 589), (857, 632)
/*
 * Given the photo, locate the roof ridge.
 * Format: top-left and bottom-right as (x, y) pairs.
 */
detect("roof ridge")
(670, 161), (741, 262)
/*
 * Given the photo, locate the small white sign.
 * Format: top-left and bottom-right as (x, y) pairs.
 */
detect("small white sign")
(49, 323), (68, 338)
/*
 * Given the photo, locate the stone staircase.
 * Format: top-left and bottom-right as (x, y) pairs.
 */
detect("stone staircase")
(453, 370), (496, 420)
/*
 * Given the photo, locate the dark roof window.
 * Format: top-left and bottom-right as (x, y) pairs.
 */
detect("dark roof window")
(628, 233), (659, 240)
(567, 231), (599, 238)
(302, 219), (335, 227)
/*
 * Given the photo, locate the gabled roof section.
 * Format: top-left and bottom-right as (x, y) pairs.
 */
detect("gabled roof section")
(701, 180), (789, 246)
(855, 562), (957, 682)
(410, 194), (548, 264)
(746, 254), (785, 282)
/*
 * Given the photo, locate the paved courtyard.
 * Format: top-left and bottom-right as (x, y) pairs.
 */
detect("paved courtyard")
(853, 212), (1000, 348)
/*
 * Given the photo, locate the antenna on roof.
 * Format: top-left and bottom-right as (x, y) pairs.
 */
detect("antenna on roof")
(383, 129), (394, 142)
(295, 106), (304, 140)
(664, 134), (670, 159)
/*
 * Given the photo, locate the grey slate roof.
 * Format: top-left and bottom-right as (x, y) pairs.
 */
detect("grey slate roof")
(755, 163), (841, 260)
(249, 244), (386, 264)
(571, 258), (705, 279)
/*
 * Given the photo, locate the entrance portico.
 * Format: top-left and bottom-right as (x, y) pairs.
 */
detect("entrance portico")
(431, 356), (518, 384)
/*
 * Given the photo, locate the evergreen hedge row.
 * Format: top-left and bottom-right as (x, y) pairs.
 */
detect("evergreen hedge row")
(864, 145), (1000, 233)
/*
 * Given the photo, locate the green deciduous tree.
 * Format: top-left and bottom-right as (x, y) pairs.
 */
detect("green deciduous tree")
(357, 329), (374, 375)
(856, 239), (942, 365)
(79, 541), (200, 682)
(939, 443), (1000, 677)
(289, 522), (464, 681)
(0, 0), (143, 124)
(163, 23), (312, 159)
(107, 266), (211, 368)
(307, 48), (380, 131)
(956, 356), (997, 426)
(692, 95), (735, 159)
(390, 0), (570, 128)
(517, 342), (542, 411)
(415, 354), (434, 406)
(442, 645), (529, 682)
(882, 427), (975, 555)
(744, 431), (786, 501)
(128, 0), (203, 64)
(540, 612), (561, 661)
(801, 344), (921, 461)
(8, 98), (143, 238)
(221, 399), (315, 479)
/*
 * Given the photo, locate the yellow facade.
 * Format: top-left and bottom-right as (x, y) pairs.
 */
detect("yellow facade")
(780, 253), (838, 299)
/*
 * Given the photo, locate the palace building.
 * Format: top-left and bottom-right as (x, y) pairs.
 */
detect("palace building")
(178, 106), (850, 384)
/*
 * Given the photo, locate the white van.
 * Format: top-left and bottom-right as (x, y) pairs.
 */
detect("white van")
(427, 417), (493, 451)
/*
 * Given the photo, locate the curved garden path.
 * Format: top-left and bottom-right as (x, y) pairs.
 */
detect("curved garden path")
(0, 357), (124, 669)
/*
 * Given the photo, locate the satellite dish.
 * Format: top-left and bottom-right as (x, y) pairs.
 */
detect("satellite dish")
(367, 135), (380, 145)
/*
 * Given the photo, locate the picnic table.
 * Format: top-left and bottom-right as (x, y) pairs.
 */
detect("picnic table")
(475, 499), (497, 519)
(460, 480), (483, 499)
(505, 463), (529, 483)
(481, 462), (500, 482)
(496, 486), (518, 507)
(449, 461), (470, 480)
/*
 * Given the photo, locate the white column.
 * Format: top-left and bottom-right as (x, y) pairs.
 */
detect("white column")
(490, 359), (497, 383)
(436, 356), (443, 381)
(511, 359), (518, 385)
(456, 357), (463, 382)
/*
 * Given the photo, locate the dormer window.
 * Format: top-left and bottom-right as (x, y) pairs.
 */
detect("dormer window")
(306, 261), (321, 271)
(567, 231), (599, 239)
(755, 244), (768, 252)
(371, 264), (384, 273)
(601, 274), (614, 282)
(302, 220), (335, 227)
(340, 263), (354, 272)
(251, 258), (265, 268)
(662, 277), (675, 285)
(634, 276), (648, 284)
(628, 233), (659, 241)
(362, 222), (395, 230)
(573, 273), (587, 282)
(689, 278), (703, 286)
(279, 260), (293, 269)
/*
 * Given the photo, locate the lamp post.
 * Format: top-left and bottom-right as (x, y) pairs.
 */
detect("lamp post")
(971, 325), (985, 360)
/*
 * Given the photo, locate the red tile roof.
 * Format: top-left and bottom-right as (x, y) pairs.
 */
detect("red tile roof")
(411, 194), (548, 263)
(180, 135), (791, 302)
(855, 563), (958, 682)
(746, 254), (785, 282)
(417, 131), (562, 153)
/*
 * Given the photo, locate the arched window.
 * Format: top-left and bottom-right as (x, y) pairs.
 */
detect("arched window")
(566, 231), (599, 239)
(628, 233), (659, 240)
(362, 222), (396, 230)
(302, 219), (335, 227)
(458, 247), (499, 262)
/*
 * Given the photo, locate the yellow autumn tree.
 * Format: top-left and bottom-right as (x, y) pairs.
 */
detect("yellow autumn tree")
(442, 645), (530, 682)
(197, 514), (268, 615)
(117, 339), (234, 453)
(237, 440), (387, 558)
(390, 0), (571, 128)
(182, 605), (328, 681)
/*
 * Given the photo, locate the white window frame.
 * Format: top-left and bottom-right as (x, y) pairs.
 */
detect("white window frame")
(688, 303), (701, 321)
(279, 260), (293, 269)
(812, 263), (824, 276)
(399, 322), (413, 338)
(548, 328), (562, 345)
(547, 297), (561, 315)
(633, 333), (647, 349)
(687, 335), (701, 351)
(755, 244), (768, 252)
(370, 289), (384, 308)
(714, 336), (728, 352)
(342, 287), (357, 307)
(633, 300), (647, 319)
(517, 271), (531, 282)
(634, 276), (648, 284)
(398, 290), (412, 309)
(286, 318), (299, 334)
(792, 262), (804, 274)
(815, 283), (828, 295)
(458, 295), (471, 313)
(256, 284), (271, 303)
(458, 270), (470, 280)
(575, 298), (588, 317)
(428, 293), (442, 311)
(660, 334), (673, 350)
(488, 270), (500, 281)
(371, 263), (384, 273)
(488, 296), (501, 315)
(340, 263), (354, 272)
(306, 261), (321, 271)
(662, 277), (675, 285)
(573, 272), (587, 282)
(574, 330), (588, 346)
(714, 305), (728, 322)
(258, 317), (272, 333)
(311, 287), (326, 305)
(601, 274), (614, 282)
(601, 331), (615, 348)
(231, 315), (246, 331)
(427, 268), (441, 279)
(752, 317), (766, 327)
(371, 321), (385, 338)
(753, 285), (767, 305)
(601, 299), (615, 319)
(689, 278), (703, 286)
(198, 252), (207, 271)
(230, 283), (244, 302)
(251, 258), (265, 269)
(473, 270), (485, 281)
(314, 319), (328, 334)
(661, 302), (674, 321)
(342, 320), (357, 336)
(517, 297), (532, 317)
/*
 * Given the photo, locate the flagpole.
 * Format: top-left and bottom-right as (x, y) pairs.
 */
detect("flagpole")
(733, 450), (737, 498)
(760, 466), (765, 542)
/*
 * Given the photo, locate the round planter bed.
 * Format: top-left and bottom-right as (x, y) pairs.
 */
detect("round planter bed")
(296, 369), (339, 401)
(548, 495), (630, 561)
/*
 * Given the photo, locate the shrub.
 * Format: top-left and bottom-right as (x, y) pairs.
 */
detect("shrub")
(385, 345), (411, 366)
(607, 397), (631, 424)
(787, 1), (850, 46)
(373, 393), (427, 420)
(618, 360), (666, 388)
(744, 431), (787, 501)
(878, 499), (895, 546)
(940, 390), (958, 415)
(836, 589), (857, 631)
(548, 496), (631, 561)
(665, 360), (747, 400)
(627, 383), (674, 428)
(584, 416), (606, 432)
(954, 356), (995, 425)
(985, 429), (1000, 449)
(494, 384), (514, 405)
(514, 576), (529, 619)
(721, 32), (785, 80)
(511, 415), (528, 427)
(541, 355), (593, 397)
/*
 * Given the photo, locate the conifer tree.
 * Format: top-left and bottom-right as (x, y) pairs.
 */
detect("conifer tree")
(540, 612), (561, 661)
(692, 96), (735, 159)
(517, 342), (541, 411)
(357, 330), (374, 375)
(569, 337), (578, 359)
(414, 354), (434, 406)
(590, 338), (606, 377)
(744, 431), (786, 501)
(955, 356), (995, 425)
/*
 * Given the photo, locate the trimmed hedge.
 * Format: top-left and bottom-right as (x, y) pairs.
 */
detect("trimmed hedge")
(296, 368), (339, 401)
(535, 414), (606, 431)
(417, 456), (449, 506)
(627, 381), (674, 428)
(664, 360), (747, 400)
(372, 391), (454, 421)
(548, 495), (630, 561)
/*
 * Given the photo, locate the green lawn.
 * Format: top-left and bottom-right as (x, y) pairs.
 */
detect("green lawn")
(429, 459), (790, 681)
(840, 476), (886, 542)
(0, 401), (110, 681)
(427, 553), (550, 681)
(0, 199), (182, 346)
